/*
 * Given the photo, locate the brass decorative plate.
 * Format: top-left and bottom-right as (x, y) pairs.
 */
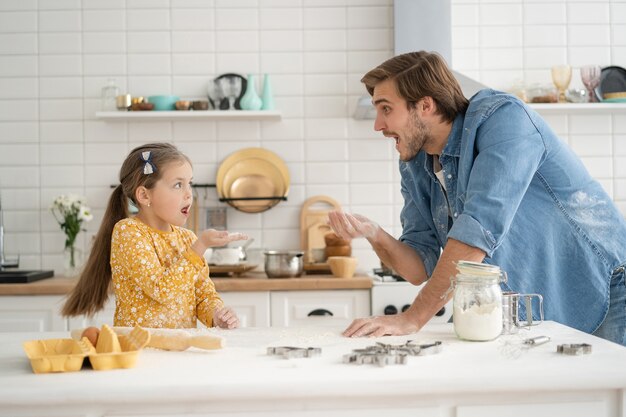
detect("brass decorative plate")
(216, 148), (290, 213)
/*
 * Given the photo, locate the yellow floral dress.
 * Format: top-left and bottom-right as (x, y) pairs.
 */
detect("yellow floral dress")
(110, 218), (223, 328)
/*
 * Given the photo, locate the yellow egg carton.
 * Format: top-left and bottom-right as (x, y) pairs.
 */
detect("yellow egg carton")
(23, 325), (150, 374)
(23, 337), (93, 374)
(89, 325), (150, 370)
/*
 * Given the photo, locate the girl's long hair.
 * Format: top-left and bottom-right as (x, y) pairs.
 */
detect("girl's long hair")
(62, 142), (190, 317)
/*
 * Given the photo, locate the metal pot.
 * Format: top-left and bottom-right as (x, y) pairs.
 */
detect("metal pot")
(264, 251), (304, 278)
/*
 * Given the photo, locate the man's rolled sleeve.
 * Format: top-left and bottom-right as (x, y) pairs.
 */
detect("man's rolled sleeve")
(447, 213), (497, 257)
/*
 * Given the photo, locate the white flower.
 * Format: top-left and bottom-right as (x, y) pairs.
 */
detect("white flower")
(50, 194), (93, 251)
(78, 206), (93, 222)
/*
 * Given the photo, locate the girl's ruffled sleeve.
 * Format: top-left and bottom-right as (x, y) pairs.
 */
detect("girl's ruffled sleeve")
(180, 229), (224, 327)
(195, 273), (224, 327)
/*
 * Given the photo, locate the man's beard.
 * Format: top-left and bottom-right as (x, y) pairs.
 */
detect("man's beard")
(400, 110), (431, 162)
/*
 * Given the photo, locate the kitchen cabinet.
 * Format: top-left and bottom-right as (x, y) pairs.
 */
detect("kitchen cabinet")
(66, 298), (116, 330)
(270, 290), (370, 327)
(220, 291), (271, 327)
(455, 401), (608, 417)
(0, 296), (66, 332)
(0, 289), (370, 332)
(95, 110), (281, 121)
(2, 322), (625, 417)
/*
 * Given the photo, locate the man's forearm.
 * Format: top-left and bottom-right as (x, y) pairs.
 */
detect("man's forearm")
(404, 238), (486, 329)
(367, 228), (429, 285)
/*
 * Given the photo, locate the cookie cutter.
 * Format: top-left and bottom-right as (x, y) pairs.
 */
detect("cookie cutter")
(556, 343), (592, 355)
(343, 340), (443, 367)
(266, 346), (321, 359)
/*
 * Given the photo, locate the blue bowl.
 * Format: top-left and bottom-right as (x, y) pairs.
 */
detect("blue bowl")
(147, 95), (180, 111)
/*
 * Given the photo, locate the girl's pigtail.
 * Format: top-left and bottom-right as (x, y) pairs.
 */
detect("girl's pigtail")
(61, 185), (128, 317)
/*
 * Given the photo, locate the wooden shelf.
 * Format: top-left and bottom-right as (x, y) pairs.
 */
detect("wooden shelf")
(95, 110), (282, 121)
(528, 102), (626, 114)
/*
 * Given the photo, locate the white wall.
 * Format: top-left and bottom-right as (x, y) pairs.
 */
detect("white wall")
(0, 0), (624, 274)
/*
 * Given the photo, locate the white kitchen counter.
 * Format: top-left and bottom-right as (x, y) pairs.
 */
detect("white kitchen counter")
(1, 321), (625, 417)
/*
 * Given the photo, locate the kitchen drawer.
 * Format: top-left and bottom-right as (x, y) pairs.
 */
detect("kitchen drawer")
(456, 399), (609, 417)
(270, 290), (370, 327)
(0, 295), (67, 332)
(220, 291), (270, 327)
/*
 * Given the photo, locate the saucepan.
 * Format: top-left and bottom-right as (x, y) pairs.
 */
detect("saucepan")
(264, 251), (304, 278)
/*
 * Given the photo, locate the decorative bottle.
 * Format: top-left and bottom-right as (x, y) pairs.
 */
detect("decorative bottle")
(239, 74), (263, 111)
(100, 78), (119, 111)
(261, 74), (275, 110)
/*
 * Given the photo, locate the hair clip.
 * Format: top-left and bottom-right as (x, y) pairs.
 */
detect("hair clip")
(141, 151), (156, 175)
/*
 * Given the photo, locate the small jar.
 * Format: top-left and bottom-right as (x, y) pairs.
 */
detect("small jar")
(451, 261), (507, 342)
(101, 78), (120, 111)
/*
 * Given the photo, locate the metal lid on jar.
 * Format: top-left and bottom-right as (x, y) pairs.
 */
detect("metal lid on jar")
(455, 260), (505, 281)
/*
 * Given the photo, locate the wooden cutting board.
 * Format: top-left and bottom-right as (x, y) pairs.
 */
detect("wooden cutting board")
(300, 195), (341, 263)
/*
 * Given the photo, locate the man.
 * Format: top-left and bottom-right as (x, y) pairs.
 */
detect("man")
(330, 51), (626, 346)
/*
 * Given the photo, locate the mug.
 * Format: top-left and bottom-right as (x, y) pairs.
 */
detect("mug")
(211, 248), (241, 265)
(502, 291), (544, 335)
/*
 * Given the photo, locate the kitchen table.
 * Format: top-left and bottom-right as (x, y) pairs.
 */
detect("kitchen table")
(1, 322), (625, 417)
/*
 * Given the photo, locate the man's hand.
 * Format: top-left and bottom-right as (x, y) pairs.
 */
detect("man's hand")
(342, 313), (421, 337)
(328, 211), (381, 241)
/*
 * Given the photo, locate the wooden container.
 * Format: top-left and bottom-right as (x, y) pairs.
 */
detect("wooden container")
(325, 245), (351, 258)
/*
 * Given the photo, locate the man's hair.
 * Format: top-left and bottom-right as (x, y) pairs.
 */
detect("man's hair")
(361, 51), (469, 123)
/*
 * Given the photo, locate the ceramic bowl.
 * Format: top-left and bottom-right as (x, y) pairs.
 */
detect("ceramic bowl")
(327, 256), (357, 279)
(175, 100), (191, 110)
(192, 100), (210, 110)
(147, 95), (180, 111)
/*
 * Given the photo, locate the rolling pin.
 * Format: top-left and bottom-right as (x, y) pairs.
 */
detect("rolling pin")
(71, 326), (224, 351)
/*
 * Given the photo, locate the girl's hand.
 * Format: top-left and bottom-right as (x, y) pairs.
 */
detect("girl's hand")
(199, 229), (248, 248)
(213, 306), (240, 329)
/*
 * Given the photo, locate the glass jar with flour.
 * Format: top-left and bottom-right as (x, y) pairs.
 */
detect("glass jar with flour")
(451, 261), (507, 342)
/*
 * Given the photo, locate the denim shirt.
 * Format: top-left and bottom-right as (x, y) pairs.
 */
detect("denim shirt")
(399, 89), (626, 333)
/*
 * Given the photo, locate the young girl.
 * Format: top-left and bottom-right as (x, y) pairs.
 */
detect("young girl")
(62, 143), (245, 329)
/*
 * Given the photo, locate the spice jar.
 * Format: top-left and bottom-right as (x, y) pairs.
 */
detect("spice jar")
(451, 261), (507, 342)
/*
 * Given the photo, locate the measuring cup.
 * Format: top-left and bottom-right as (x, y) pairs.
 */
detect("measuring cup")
(502, 291), (544, 335)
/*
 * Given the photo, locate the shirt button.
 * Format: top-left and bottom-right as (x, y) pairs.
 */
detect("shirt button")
(453, 212), (458, 217)
(447, 174), (452, 179)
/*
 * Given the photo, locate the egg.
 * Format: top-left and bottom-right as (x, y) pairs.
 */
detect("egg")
(81, 326), (100, 346)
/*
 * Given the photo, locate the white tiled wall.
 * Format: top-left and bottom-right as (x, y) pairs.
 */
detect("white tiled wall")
(0, 0), (625, 274)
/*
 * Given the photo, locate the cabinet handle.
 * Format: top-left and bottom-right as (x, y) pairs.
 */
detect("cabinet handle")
(308, 309), (333, 317)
